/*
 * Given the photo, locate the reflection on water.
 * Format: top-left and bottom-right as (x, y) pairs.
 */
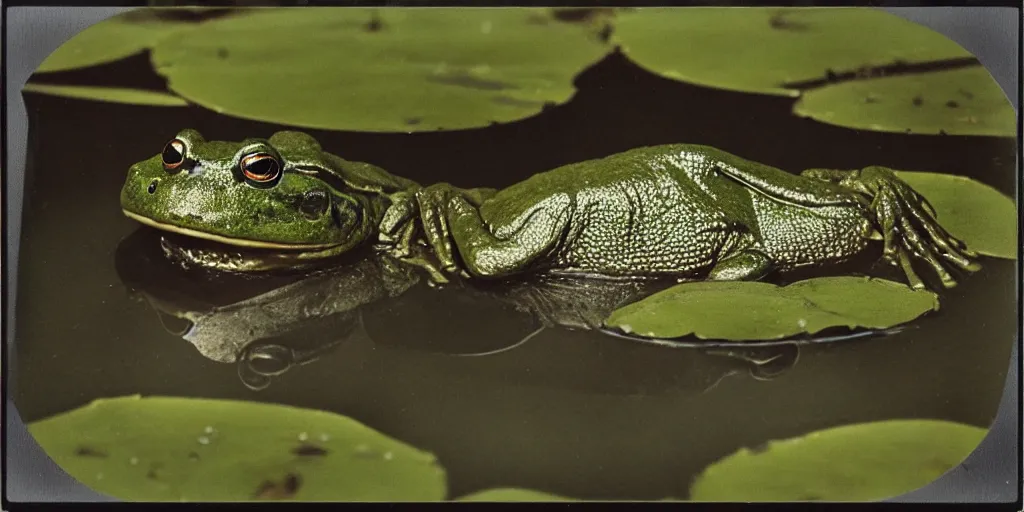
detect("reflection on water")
(116, 227), (810, 392)
(14, 48), (1017, 499)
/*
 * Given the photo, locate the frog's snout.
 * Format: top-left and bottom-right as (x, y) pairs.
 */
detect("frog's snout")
(148, 178), (160, 194)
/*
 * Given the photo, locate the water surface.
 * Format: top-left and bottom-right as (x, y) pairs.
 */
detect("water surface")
(13, 51), (1017, 499)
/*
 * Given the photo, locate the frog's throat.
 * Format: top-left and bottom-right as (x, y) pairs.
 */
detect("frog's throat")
(122, 210), (341, 250)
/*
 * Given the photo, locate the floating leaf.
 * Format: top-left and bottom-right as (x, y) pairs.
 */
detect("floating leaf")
(28, 396), (445, 501)
(604, 277), (938, 341)
(149, 8), (611, 132)
(794, 67), (1015, 136)
(456, 488), (574, 501)
(689, 419), (988, 501)
(22, 83), (188, 107)
(613, 8), (973, 97)
(895, 171), (1016, 259)
(34, 8), (224, 73)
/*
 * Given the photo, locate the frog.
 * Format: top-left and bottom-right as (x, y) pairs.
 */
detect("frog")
(121, 129), (980, 292)
(121, 128), (421, 271)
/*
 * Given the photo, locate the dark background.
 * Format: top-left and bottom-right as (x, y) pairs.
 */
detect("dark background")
(6, 6), (1020, 503)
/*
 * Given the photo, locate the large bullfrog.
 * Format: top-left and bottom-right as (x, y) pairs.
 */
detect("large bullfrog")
(121, 129), (980, 291)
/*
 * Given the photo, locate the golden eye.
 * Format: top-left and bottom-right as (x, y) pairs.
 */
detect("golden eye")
(241, 153), (281, 183)
(162, 139), (186, 171)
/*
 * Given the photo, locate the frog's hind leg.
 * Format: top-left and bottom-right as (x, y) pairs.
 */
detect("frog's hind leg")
(800, 166), (981, 290)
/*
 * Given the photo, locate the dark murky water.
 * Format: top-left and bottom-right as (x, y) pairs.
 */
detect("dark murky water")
(12, 50), (1017, 499)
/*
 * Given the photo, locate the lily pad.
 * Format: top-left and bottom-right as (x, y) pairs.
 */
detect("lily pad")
(895, 171), (1017, 259)
(604, 276), (938, 341)
(149, 8), (611, 132)
(613, 8), (973, 97)
(689, 419), (988, 501)
(794, 67), (1015, 136)
(456, 488), (574, 501)
(22, 83), (188, 107)
(27, 395), (445, 501)
(34, 8), (225, 73)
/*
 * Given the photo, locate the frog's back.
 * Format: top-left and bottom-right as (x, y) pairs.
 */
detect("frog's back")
(480, 144), (757, 276)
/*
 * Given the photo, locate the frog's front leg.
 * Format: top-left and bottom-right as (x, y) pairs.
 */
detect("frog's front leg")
(378, 189), (419, 258)
(377, 188), (452, 283)
(416, 183), (568, 279)
(801, 166), (981, 289)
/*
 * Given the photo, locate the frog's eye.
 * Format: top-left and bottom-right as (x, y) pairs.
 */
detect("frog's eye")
(240, 153), (281, 184)
(161, 139), (187, 171)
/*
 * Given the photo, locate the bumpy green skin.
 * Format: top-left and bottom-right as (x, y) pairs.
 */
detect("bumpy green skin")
(121, 129), (415, 267)
(391, 145), (979, 290)
(122, 130), (979, 290)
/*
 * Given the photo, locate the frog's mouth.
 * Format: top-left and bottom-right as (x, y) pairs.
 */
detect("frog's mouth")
(123, 210), (339, 250)
(123, 210), (345, 272)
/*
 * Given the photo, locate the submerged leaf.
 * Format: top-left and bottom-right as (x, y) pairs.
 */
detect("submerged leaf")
(456, 488), (574, 501)
(22, 83), (188, 107)
(604, 277), (938, 341)
(149, 8), (610, 132)
(794, 67), (1015, 136)
(689, 419), (987, 501)
(28, 395), (445, 501)
(613, 8), (972, 97)
(895, 171), (1017, 259)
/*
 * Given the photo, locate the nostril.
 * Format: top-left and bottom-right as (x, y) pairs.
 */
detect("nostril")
(148, 179), (159, 194)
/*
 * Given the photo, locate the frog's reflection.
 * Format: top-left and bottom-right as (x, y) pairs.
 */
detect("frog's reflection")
(116, 227), (806, 392)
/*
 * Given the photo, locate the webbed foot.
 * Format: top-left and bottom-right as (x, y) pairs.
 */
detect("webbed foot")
(802, 166), (981, 290)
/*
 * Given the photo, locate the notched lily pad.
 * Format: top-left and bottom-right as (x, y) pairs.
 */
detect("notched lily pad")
(34, 8), (234, 73)
(613, 7), (973, 97)
(689, 419), (988, 501)
(27, 395), (446, 501)
(22, 83), (188, 107)
(604, 276), (938, 341)
(895, 171), (1016, 259)
(794, 67), (1015, 136)
(149, 8), (611, 132)
(456, 488), (574, 501)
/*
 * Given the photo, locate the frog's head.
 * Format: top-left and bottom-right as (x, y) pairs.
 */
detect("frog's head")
(120, 129), (375, 271)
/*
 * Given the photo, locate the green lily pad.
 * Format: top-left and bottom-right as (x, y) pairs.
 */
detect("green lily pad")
(456, 488), (574, 501)
(895, 171), (1017, 259)
(22, 83), (188, 107)
(689, 419), (988, 501)
(149, 8), (611, 132)
(613, 8), (973, 97)
(27, 395), (445, 501)
(604, 277), (938, 341)
(34, 8), (225, 73)
(794, 67), (1015, 136)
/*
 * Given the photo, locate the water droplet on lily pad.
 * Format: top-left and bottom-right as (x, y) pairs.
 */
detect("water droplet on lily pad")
(605, 277), (938, 341)
(26, 396), (445, 501)
(689, 419), (987, 501)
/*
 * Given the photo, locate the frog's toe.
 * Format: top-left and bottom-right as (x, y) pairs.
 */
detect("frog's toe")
(941, 248), (982, 273)
(895, 246), (927, 290)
